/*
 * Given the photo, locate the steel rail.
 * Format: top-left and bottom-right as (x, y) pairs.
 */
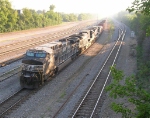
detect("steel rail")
(52, 27), (123, 117)
(0, 20), (93, 50)
(71, 27), (125, 118)
(0, 89), (24, 116)
(0, 21), (94, 54)
(90, 29), (126, 118)
(0, 66), (21, 82)
(0, 27), (80, 56)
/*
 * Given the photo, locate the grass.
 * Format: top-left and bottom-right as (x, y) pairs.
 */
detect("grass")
(60, 91), (66, 99)
(106, 19), (115, 43)
(135, 44), (150, 91)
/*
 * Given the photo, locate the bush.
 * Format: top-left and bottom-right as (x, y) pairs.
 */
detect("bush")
(106, 65), (150, 118)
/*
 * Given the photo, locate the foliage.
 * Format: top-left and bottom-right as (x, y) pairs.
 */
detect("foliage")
(0, 0), (18, 32)
(106, 65), (150, 118)
(136, 45), (150, 89)
(49, 5), (55, 11)
(78, 13), (94, 21)
(0, 0), (95, 33)
(61, 13), (78, 22)
(108, 1), (150, 117)
(127, 0), (150, 15)
(61, 13), (94, 22)
(114, 11), (150, 37)
(126, 0), (150, 36)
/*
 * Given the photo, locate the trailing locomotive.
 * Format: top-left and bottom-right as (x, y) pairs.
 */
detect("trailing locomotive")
(20, 22), (104, 89)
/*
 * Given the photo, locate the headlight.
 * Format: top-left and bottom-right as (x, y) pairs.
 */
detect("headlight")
(22, 64), (28, 70)
(22, 64), (43, 72)
(34, 66), (43, 71)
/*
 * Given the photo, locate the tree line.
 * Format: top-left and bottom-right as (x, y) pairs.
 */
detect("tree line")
(0, 0), (95, 33)
(115, 0), (150, 37)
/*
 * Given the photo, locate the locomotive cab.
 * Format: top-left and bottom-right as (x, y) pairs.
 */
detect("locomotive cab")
(93, 26), (103, 37)
(20, 49), (55, 89)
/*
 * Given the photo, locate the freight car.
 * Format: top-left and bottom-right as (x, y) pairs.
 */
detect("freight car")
(20, 22), (104, 89)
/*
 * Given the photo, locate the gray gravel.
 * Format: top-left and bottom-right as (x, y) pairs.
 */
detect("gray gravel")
(0, 60), (21, 75)
(56, 22), (121, 118)
(100, 25), (137, 117)
(6, 21), (120, 118)
(0, 22), (83, 46)
(56, 42), (115, 118)
(0, 22), (95, 75)
(0, 75), (21, 103)
(0, 20), (127, 118)
(0, 21), (94, 64)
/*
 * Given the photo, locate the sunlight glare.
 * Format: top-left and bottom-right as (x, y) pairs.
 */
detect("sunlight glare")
(11, 0), (134, 17)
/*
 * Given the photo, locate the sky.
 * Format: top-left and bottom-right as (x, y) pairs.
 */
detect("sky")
(10, 0), (135, 17)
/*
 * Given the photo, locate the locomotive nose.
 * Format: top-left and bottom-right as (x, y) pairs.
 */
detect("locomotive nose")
(22, 59), (43, 65)
(22, 59), (43, 72)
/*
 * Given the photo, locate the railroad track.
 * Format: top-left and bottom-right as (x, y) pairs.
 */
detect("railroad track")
(0, 77), (52, 117)
(0, 25), (81, 56)
(0, 89), (32, 117)
(52, 26), (126, 118)
(0, 66), (21, 82)
(0, 21), (95, 54)
(0, 24), (102, 117)
(70, 27), (126, 118)
(0, 21), (106, 117)
(0, 21), (97, 81)
(0, 22), (86, 50)
(0, 21), (95, 66)
(0, 71), (61, 117)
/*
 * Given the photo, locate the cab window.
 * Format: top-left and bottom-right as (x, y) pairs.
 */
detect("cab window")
(26, 52), (34, 57)
(35, 53), (46, 58)
(26, 51), (47, 58)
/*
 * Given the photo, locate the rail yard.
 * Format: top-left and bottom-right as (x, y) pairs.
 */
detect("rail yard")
(0, 19), (137, 117)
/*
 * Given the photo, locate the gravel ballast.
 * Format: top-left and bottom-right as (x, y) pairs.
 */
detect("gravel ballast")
(7, 22), (120, 117)
(0, 21), (135, 118)
(100, 26), (137, 117)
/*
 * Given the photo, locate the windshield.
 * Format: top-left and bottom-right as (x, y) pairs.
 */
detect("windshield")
(26, 52), (34, 57)
(35, 53), (46, 58)
(26, 51), (47, 58)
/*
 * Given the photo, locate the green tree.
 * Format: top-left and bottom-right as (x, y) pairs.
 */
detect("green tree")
(0, 1), (93, 32)
(22, 8), (34, 28)
(32, 11), (43, 27)
(62, 14), (70, 22)
(127, 0), (150, 36)
(69, 13), (77, 21)
(49, 4), (55, 11)
(127, 0), (150, 15)
(78, 13), (93, 21)
(114, 11), (150, 37)
(0, 0), (18, 32)
(5, 11), (17, 31)
(78, 13), (86, 21)
(106, 66), (150, 118)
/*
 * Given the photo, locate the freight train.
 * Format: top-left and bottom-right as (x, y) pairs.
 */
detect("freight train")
(20, 21), (105, 89)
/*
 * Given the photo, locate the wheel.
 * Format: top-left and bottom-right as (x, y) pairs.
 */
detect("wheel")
(20, 82), (24, 88)
(34, 82), (40, 89)
(20, 76), (25, 88)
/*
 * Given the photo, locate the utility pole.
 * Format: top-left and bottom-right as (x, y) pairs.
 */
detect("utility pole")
(58, 12), (59, 24)
(97, 14), (98, 25)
